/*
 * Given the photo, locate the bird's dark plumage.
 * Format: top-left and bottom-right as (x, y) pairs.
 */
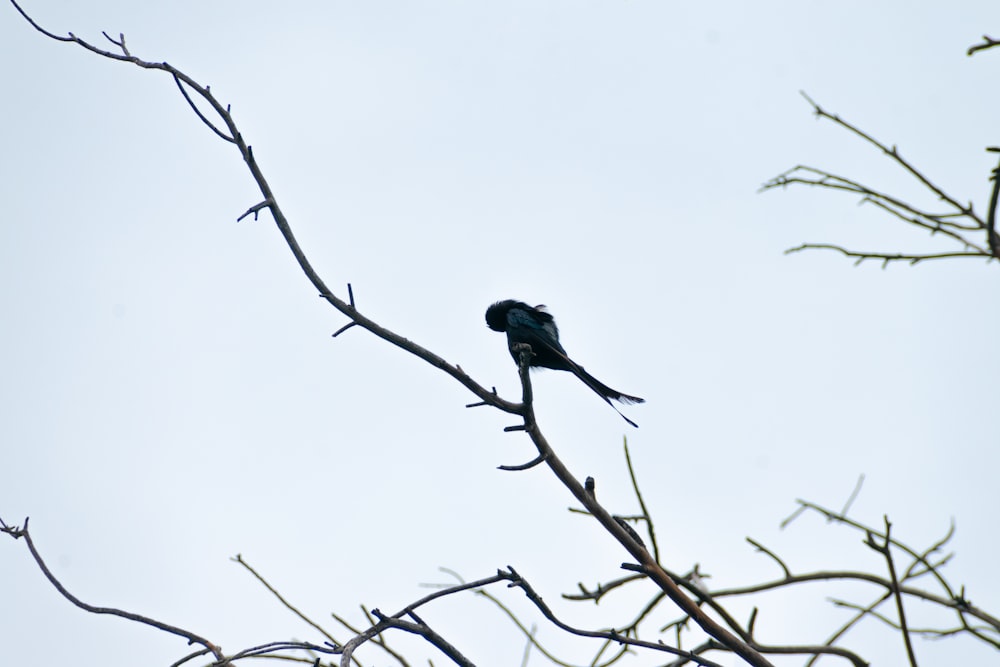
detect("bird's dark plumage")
(485, 299), (644, 427)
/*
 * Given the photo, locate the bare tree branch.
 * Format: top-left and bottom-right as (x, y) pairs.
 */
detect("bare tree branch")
(9, 0), (522, 422)
(367, 610), (475, 667)
(623, 437), (661, 561)
(864, 518), (918, 667)
(0, 517), (338, 666)
(784, 243), (991, 268)
(0, 517), (225, 661)
(232, 554), (342, 649)
(968, 35), (1000, 56)
(761, 92), (998, 265)
(985, 149), (1000, 257)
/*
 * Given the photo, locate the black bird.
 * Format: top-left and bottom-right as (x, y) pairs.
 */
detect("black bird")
(485, 299), (644, 427)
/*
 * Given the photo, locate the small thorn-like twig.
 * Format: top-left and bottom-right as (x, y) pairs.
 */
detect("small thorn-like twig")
(841, 474), (865, 517)
(498, 452), (548, 471)
(101, 30), (130, 56)
(332, 322), (358, 338)
(237, 198), (274, 222)
(746, 538), (791, 579)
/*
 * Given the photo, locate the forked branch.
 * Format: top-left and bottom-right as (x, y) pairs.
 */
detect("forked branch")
(761, 92), (998, 266)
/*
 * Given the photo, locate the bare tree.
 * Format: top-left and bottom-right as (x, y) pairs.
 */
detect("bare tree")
(761, 36), (1000, 267)
(3, 4), (998, 667)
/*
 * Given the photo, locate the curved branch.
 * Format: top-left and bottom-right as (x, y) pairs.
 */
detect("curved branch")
(1, 518), (224, 662)
(505, 567), (728, 667)
(9, 0), (525, 420)
(337, 570), (513, 666)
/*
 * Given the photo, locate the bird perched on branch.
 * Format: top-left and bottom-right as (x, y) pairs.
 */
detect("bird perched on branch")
(485, 299), (644, 427)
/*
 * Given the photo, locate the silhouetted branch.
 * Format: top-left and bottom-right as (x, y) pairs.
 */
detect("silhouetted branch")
(623, 437), (661, 560)
(986, 149), (1000, 257)
(796, 92), (969, 214)
(784, 243), (990, 267)
(0, 516), (336, 666)
(559, 477), (999, 667)
(8, 0), (522, 422)
(332, 569), (534, 666)
(367, 610), (475, 667)
(840, 474), (865, 516)
(232, 554), (341, 648)
(0, 517), (223, 660)
(468, 583), (629, 667)
(565, 573), (648, 603)
(864, 518), (918, 667)
(762, 92), (998, 265)
(745, 538), (791, 579)
(968, 34), (1000, 56)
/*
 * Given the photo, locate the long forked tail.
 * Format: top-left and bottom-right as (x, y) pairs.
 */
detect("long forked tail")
(534, 339), (644, 427)
(573, 366), (644, 428)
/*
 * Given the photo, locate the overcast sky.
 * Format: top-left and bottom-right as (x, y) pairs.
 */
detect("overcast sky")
(2, 2), (998, 666)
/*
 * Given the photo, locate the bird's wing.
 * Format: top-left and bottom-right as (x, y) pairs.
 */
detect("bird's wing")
(505, 307), (570, 366)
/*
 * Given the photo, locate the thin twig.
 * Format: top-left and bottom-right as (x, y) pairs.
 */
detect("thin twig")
(232, 554), (340, 647)
(784, 243), (990, 267)
(746, 538), (791, 579)
(840, 474), (865, 517)
(368, 611), (475, 667)
(338, 570), (513, 666)
(798, 91), (971, 217)
(505, 566), (728, 667)
(623, 437), (660, 561)
(865, 518), (918, 667)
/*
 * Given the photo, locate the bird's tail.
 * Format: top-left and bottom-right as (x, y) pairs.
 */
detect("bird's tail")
(577, 367), (645, 405)
(573, 366), (645, 428)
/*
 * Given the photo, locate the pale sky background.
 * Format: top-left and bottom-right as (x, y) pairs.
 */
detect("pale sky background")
(2, 2), (998, 666)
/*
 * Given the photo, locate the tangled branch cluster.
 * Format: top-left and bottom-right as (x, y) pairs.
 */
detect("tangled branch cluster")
(761, 89), (1000, 267)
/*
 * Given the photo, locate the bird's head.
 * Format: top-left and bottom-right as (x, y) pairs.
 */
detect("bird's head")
(485, 300), (517, 332)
